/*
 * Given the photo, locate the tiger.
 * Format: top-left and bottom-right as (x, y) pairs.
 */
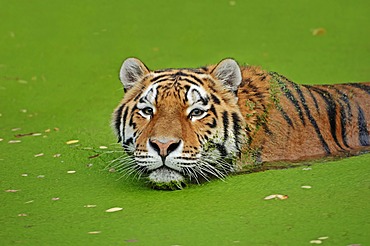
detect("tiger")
(112, 57), (370, 190)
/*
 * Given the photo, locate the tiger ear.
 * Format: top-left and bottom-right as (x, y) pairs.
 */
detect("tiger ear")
(211, 58), (242, 92)
(119, 58), (150, 91)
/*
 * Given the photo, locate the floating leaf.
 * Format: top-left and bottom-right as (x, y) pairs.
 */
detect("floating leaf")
(105, 207), (123, 213)
(312, 28), (326, 36)
(5, 189), (19, 193)
(66, 140), (79, 145)
(301, 185), (312, 189)
(264, 194), (288, 200)
(8, 140), (21, 144)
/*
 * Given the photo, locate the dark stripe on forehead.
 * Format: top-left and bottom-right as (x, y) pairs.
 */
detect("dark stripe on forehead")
(150, 74), (170, 83)
(211, 94), (221, 105)
(181, 78), (202, 87)
(153, 77), (174, 84)
(188, 74), (204, 85)
(173, 71), (204, 85)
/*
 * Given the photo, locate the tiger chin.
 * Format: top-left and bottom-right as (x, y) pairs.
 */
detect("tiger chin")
(112, 57), (370, 190)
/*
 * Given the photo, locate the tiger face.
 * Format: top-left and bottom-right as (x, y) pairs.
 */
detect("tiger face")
(113, 58), (245, 189)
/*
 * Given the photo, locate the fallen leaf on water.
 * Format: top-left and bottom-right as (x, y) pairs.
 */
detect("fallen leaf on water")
(5, 189), (20, 193)
(318, 236), (329, 240)
(8, 140), (21, 144)
(66, 140), (79, 145)
(84, 205), (97, 208)
(105, 207), (123, 213)
(301, 185), (312, 189)
(310, 240), (322, 244)
(312, 27), (326, 36)
(264, 194), (289, 200)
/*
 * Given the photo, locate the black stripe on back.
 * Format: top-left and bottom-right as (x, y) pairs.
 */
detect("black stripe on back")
(357, 105), (370, 146)
(222, 111), (229, 141)
(338, 102), (349, 148)
(335, 88), (353, 121)
(303, 85), (320, 115)
(310, 87), (344, 150)
(277, 107), (294, 127)
(294, 85), (331, 154)
(275, 76), (306, 125)
(346, 83), (370, 96)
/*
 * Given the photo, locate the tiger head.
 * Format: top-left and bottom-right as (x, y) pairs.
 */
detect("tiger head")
(113, 58), (245, 189)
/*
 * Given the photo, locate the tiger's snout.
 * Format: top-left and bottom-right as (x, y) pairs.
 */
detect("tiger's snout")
(148, 138), (182, 162)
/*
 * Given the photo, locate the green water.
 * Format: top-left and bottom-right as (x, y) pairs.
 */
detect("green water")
(1, 0), (369, 245)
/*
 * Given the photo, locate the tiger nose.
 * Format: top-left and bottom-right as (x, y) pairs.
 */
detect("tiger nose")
(149, 138), (181, 158)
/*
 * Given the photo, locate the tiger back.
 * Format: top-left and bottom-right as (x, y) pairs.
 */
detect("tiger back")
(235, 67), (370, 168)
